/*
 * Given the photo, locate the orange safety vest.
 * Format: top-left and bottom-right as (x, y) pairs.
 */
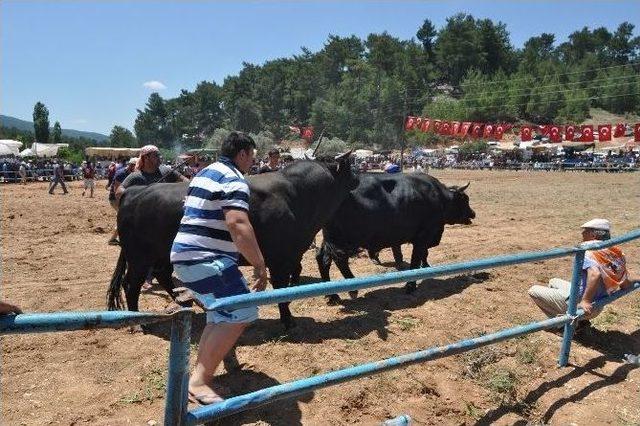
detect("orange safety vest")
(585, 246), (628, 294)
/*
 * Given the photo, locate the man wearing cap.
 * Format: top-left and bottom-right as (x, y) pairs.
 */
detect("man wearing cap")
(115, 144), (189, 202)
(170, 132), (268, 405)
(107, 157), (137, 245)
(528, 219), (637, 324)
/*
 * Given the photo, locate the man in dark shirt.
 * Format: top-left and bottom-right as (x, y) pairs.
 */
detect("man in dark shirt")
(116, 144), (189, 202)
(48, 161), (68, 194)
(107, 157), (137, 245)
(258, 148), (281, 174)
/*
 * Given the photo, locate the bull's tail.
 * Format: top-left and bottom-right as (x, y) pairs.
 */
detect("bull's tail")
(107, 249), (127, 310)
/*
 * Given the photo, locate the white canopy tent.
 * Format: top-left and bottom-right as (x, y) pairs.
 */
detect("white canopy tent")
(0, 139), (23, 156)
(18, 148), (34, 157)
(30, 143), (69, 158)
(0, 144), (16, 156)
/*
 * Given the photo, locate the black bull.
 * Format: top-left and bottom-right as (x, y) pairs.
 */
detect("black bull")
(316, 173), (475, 302)
(107, 155), (358, 329)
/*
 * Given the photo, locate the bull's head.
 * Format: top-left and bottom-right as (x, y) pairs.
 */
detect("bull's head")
(445, 182), (475, 225)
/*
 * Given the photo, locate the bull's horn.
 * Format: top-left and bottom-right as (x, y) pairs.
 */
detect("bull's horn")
(459, 182), (470, 192)
(335, 150), (353, 161)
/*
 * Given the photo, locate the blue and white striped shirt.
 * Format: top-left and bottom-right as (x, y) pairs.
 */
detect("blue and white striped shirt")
(170, 157), (250, 264)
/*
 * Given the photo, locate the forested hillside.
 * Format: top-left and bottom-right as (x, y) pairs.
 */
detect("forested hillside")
(132, 15), (639, 150)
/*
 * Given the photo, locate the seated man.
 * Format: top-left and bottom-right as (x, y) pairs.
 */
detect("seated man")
(528, 218), (637, 323)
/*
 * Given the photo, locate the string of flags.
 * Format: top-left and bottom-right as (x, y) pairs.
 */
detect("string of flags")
(405, 116), (640, 143)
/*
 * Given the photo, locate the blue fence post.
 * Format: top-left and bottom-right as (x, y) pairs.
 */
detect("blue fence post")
(164, 309), (192, 426)
(558, 250), (585, 367)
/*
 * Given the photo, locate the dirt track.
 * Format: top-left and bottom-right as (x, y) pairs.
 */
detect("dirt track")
(1, 170), (639, 425)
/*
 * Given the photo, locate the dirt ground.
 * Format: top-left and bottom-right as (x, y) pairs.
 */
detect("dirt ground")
(1, 170), (639, 425)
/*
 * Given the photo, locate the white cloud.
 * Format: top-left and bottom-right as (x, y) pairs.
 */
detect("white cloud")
(142, 80), (167, 91)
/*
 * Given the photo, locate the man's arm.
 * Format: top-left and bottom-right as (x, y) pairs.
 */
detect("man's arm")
(224, 208), (267, 291)
(578, 266), (601, 314)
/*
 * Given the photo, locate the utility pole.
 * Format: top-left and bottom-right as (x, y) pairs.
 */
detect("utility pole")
(399, 88), (408, 172)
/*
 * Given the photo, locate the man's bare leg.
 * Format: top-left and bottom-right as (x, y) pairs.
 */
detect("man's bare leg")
(189, 322), (247, 401)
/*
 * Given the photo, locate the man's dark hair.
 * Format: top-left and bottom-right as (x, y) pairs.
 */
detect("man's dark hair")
(221, 132), (256, 158)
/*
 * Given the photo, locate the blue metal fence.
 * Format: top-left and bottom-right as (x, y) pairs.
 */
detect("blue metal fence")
(1, 229), (639, 425)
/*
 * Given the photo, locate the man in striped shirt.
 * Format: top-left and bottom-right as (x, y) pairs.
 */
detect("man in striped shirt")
(170, 132), (267, 405)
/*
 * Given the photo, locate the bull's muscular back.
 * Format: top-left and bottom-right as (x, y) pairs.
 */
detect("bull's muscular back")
(323, 173), (449, 252)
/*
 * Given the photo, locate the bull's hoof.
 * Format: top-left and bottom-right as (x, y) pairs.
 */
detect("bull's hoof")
(404, 282), (417, 294)
(326, 294), (341, 305)
(348, 290), (359, 299)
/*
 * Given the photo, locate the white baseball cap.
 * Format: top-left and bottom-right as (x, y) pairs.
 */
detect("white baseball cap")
(580, 218), (610, 231)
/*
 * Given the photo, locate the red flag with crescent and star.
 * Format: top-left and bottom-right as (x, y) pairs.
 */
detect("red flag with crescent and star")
(404, 116), (416, 131)
(483, 124), (494, 139)
(302, 126), (314, 141)
(565, 125), (576, 142)
(460, 122), (472, 136)
(494, 124), (505, 140)
(613, 123), (625, 138)
(549, 125), (563, 143)
(634, 123), (640, 142)
(420, 118), (431, 132)
(451, 121), (461, 136)
(598, 124), (612, 142)
(440, 121), (452, 135)
(433, 120), (442, 133)
(471, 123), (483, 138)
(520, 125), (533, 141)
(538, 125), (550, 136)
(580, 125), (594, 142)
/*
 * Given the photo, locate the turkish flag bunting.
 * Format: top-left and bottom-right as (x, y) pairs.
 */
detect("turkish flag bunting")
(415, 117), (423, 130)
(451, 121), (461, 136)
(520, 125), (533, 141)
(433, 120), (442, 133)
(440, 121), (452, 135)
(598, 124), (612, 142)
(483, 124), (494, 139)
(420, 118), (431, 132)
(302, 126), (314, 141)
(613, 123), (625, 138)
(634, 123), (640, 142)
(549, 125), (563, 143)
(471, 123), (483, 138)
(538, 125), (550, 136)
(460, 122), (472, 136)
(565, 125), (575, 142)
(580, 125), (594, 142)
(405, 116), (416, 131)
(494, 124), (505, 140)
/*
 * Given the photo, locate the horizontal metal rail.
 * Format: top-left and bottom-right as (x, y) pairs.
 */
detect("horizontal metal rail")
(199, 228), (640, 313)
(187, 282), (640, 424)
(0, 310), (172, 335)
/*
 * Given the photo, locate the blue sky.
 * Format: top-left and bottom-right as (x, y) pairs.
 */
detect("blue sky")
(2, 1), (638, 135)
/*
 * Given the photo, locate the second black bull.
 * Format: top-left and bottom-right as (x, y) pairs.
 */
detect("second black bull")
(316, 172), (475, 303)
(107, 155), (358, 329)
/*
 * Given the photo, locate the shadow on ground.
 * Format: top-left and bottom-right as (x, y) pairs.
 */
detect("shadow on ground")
(475, 329), (640, 425)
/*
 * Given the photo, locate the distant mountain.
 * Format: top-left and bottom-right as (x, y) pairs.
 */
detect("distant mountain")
(0, 114), (109, 142)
